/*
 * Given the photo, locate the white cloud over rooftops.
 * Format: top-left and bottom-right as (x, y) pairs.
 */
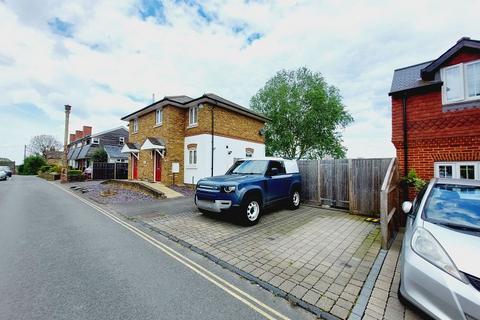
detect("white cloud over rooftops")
(0, 0), (479, 163)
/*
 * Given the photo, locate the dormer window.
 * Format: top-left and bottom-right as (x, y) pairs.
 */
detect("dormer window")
(155, 108), (163, 126)
(119, 137), (125, 145)
(188, 106), (198, 126)
(441, 60), (480, 104)
(92, 138), (100, 145)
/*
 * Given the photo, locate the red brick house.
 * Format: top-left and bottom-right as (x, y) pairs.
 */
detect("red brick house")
(390, 37), (480, 188)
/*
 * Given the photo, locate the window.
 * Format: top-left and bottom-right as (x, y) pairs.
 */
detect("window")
(155, 108), (163, 125)
(435, 162), (480, 180)
(188, 147), (197, 165)
(441, 60), (480, 104)
(133, 118), (139, 133)
(119, 137), (125, 145)
(245, 148), (254, 158)
(466, 61), (480, 98)
(267, 161), (286, 175)
(188, 106), (198, 126)
(438, 164), (453, 179)
(92, 138), (100, 145)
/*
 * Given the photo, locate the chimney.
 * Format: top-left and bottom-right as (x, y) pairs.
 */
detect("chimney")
(75, 130), (83, 140)
(69, 134), (76, 143)
(83, 126), (92, 137)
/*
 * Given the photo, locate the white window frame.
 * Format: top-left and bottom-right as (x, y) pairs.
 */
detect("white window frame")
(119, 137), (125, 145)
(92, 138), (100, 145)
(155, 108), (163, 126)
(441, 59), (480, 105)
(133, 118), (139, 133)
(188, 106), (198, 127)
(465, 60), (480, 99)
(188, 147), (197, 166)
(434, 161), (480, 180)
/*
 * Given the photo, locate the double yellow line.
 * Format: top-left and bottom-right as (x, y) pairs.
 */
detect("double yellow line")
(53, 183), (291, 320)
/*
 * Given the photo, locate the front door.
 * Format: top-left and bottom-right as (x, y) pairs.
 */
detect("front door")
(132, 155), (138, 179)
(155, 152), (162, 182)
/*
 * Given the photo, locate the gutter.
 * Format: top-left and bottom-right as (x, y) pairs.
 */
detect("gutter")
(211, 105), (215, 176)
(402, 95), (409, 200)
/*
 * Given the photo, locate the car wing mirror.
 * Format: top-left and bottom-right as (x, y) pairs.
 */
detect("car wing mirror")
(402, 201), (413, 215)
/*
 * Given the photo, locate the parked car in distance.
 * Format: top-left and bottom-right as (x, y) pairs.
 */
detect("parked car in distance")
(0, 170), (7, 181)
(0, 166), (12, 177)
(399, 178), (480, 320)
(195, 157), (302, 226)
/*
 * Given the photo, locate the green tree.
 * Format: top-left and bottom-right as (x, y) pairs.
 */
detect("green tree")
(91, 148), (108, 162)
(251, 67), (353, 159)
(22, 155), (47, 175)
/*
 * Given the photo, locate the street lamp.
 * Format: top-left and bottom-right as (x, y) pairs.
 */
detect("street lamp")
(61, 104), (71, 183)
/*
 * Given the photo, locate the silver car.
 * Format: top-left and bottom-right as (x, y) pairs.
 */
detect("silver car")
(400, 178), (480, 320)
(0, 170), (7, 181)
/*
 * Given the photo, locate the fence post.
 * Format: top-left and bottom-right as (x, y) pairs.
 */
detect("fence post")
(114, 163), (117, 180)
(348, 159), (354, 213)
(317, 159), (321, 204)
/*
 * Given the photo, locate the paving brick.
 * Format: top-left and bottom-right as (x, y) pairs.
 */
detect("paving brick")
(316, 296), (335, 311)
(331, 305), (350, 319)
(302, 290), (321, 305)
(290, 285), (309, 299)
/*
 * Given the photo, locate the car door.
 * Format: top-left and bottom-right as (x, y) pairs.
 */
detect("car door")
(265, 160), (290, 203)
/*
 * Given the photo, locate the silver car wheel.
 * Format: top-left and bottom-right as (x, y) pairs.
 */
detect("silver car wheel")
(293, 191), (300, 206)
(246, 201), (260, 221)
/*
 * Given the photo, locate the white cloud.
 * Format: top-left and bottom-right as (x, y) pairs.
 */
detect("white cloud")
(1, 0), (479, 164)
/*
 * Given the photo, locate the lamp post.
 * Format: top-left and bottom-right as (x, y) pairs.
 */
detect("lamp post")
(61, 104), (72, 183)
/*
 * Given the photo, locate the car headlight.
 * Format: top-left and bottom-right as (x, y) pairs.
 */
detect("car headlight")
(222, 186), (236, 193)
(411, 227), (467, 283)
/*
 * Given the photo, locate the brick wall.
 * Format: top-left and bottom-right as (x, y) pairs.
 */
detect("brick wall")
(184, 103), (265, 144)
(391, 67), (480, 181)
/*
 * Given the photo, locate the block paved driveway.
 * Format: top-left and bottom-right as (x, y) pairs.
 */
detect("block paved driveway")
(127, 198), (382, 320)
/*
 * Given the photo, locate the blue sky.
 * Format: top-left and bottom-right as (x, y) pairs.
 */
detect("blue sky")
(0, 0), (479, 164)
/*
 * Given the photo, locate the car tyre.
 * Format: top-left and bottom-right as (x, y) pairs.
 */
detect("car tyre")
(289, 188), (301, 210)
(240, 195), (262, 226)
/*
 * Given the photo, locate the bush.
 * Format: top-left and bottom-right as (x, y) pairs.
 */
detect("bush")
(17, 164), (24, 175)
(21, 155), (47, 175)
(91, 148), (108, 163)
(39, 165), (53, 173)
(68, 169), (82, 177)
(402, 169), (426, 191)
(50, 164), (62, 173)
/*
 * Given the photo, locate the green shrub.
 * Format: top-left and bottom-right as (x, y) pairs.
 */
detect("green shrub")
(39, 165), (52, 173)
(402, 169), (426, 191)
(68, 169), (82, 177)
(21, 155), (47, 175)
(50, 164), (62, 173)
(17, 164), (24, 174)
(91, 148), (108, 162)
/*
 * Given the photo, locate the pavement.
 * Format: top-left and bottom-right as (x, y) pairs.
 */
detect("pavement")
(97, 193), (384, 319)
(0, 176), (315, 320)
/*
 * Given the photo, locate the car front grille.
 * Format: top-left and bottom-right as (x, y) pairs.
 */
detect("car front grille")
(464, 272), (480, 292)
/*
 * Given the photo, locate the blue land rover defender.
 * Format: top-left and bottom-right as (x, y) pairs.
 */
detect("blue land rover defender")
(194, 158), (302, 225)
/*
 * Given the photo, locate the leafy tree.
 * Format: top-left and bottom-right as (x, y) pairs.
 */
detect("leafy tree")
(91, 148), (108, 162)
(29, 135), (62, 159)
(21, 155), (47, 175)
(251, 67), (353, 159)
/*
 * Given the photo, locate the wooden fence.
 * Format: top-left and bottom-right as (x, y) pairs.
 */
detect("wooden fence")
(298, 158), (392, 216)
(380, 158), (402, 249)
(92, 163), (128, 180)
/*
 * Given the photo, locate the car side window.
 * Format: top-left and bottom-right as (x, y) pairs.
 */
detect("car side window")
(267, 161), (286, 175)
(411, 185), (428, 217)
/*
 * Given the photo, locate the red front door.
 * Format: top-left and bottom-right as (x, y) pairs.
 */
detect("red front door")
(155, 152), (162, 182)
(132, 156), (138, 179)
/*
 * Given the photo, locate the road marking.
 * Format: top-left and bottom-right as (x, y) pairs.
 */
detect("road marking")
(52, 183), (291, 320)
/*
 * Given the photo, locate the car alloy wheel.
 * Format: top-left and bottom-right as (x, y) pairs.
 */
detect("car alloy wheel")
(246, 200), (260, 221)
(293, 191), (300, 206)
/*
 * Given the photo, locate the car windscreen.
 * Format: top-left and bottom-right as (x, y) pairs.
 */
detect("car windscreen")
(231, 160), (269, 175)
(423, 184), (480, 230)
